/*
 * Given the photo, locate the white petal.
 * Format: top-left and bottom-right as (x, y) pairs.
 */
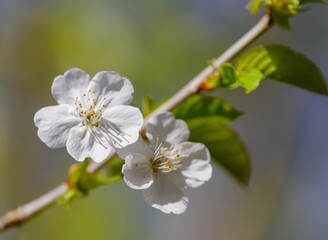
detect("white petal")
(88, 71), (134, 107)
(101, 105), (143, 149)
(116, 136), (153, 160)
(34, 104), (80, 148)
(51, 68), (90, 105)
(66, 125), (112, 162)
(122, 153), (153, 189)
(142, 173), (188, 214)
(146, 112), (189, 145)
(178, 142), (213, 188)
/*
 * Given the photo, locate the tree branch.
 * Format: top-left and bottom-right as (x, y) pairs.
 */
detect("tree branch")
(0, 14), (272, 233)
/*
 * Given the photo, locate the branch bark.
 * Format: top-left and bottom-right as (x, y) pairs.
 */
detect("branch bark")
(0, 14), (272, 233)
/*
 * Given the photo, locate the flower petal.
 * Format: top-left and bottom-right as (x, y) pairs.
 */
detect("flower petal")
(34, 104), (80, 148)
(51, 68), (91, 105)
(122, 153), (153, 189)
(116, 136), (153, 160)
(66, 125), (112, 162)
(146, 112), (190, 145)
(88, 71), (134, 107)
(142, 173), (189, 214)
(178, 142), (213, 188)
(101, 105), (143, 149)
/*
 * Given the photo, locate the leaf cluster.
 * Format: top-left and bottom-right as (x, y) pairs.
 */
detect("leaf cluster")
(203, 44), (327, 96)
(247, 0), (325, 29)
(155, 43), (326, 186)
(58, 157), (124, 206)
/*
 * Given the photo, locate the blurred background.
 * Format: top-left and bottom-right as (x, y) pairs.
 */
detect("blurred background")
(0, 0), (328, 239)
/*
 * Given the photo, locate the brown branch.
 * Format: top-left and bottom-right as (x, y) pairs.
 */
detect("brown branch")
(0, 14), (272, 233)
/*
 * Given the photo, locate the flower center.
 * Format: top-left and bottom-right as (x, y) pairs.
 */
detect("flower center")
(74, 90), (130, 149)
(151, 137), (189, 173)
(75, 89), (107, 127)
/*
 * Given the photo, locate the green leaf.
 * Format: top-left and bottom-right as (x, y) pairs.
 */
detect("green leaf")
(272, 10), (291, 29)
(57, 189), (82, 207)
(68, 158), (91, 193)
(188, 117), (250, 186)
(236, 45), (328, 95)
(173, 94), (243, 123)
(266, 0), (300, 15)
(59, 157), (123, 206)
(84, 171), (121, 190)
(247, 0), (265, 15)
(237, 68), (263, 93)
(217, 63), (239, 89)
(207, 63), (264, 93)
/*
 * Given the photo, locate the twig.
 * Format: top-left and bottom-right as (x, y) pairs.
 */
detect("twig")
(0, 14), (272, 233)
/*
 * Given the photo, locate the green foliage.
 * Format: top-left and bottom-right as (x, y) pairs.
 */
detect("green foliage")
(247, 0), (300, 16)
(58, 158), (123, 206)
(200, 62), (239, 91)
(272, 10), (291, 29)
(247, 0), (265, 15)
(236, 45), (328, 95)
(57, 189), (79, 206)
(217, 64), (239, 89)
(266, 0), (300, 15)
(188, 117), (250, 185)
(237, 68), (263, 93)
(247, 0), (324, 29)
(202, 62), (264, 93)
(269, 0), (324, 28)
(67, 158), (92, 195)
(216, 63), (263, 93)
(173, 94), (243, 123)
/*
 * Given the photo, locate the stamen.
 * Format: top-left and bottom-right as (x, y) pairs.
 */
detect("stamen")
(151, 139), (187, 173)
(74, 90), (133, 150)
(75, 91), (108, 127)
(87, 126), (108, 149)
(99, 121), (132, 148)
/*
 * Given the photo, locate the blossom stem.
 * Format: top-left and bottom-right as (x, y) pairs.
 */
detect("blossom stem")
(0, 14), (272, 233)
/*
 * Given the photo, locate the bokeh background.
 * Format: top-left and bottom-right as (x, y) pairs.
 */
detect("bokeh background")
(0, 0), (328, 239)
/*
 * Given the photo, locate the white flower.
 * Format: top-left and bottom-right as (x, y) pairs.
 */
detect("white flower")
(120, 112), (212, 214)
(34, 68), (143, 163)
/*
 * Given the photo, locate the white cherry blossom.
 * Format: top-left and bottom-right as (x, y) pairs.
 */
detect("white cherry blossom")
(34, 68), (143, 163)
(120, 112), (212, 214)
